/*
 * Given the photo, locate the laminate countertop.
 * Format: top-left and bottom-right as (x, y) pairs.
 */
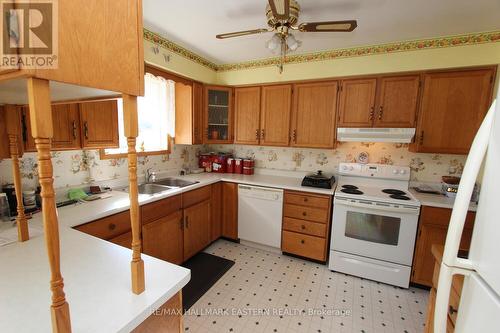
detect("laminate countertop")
(0, 171), (335, 333)
(409, 188), (478, 211)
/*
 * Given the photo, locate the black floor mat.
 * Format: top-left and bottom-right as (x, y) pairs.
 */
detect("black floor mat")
(181, 252), (235, 311)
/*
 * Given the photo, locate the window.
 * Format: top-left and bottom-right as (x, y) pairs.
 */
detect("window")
(101, 73), (175, 158)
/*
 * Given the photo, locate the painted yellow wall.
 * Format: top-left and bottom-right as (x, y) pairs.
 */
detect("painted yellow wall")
(216, 43), (500, 85)
(143, 40), (217, 84)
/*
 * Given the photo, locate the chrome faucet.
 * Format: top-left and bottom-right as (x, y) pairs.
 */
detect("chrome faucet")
(146, 168), (157, 183)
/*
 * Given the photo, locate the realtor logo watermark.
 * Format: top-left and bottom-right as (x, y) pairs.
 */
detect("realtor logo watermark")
(1, 0), (58, 69)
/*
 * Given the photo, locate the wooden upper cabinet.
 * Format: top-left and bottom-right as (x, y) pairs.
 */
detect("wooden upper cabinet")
(338, 78), (377, 127)
(79, 100), (119, 149)
(51, 104), (81, 150)
(374, 75), (420, 128)
(142, 211), (184, 265)
(204, 85), (233, 144)
(291, 81), (338, 148)
(234, 87), (261, 145)
(414, 68), (494, 154)
(260, 85), (292, 146)
(175, 81), (204, 145)
(183, 200), (211, 261)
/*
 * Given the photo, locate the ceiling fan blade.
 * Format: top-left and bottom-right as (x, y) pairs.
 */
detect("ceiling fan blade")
(216, 28), (269, 39)
(299, 20), (357, 32)
(268, 0), (290, 21)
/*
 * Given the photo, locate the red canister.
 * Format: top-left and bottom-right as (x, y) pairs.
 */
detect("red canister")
(212, 154), (228, 173)
(226, 158), (234, 173)
(243, 159), (255, 168)
(243, 167), (254, 175)
(234, 158), (243, 174)
(199, 153), (213, 172)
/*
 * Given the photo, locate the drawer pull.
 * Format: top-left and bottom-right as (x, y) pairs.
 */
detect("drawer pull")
(303, 197), (308, 202)
(448, 305), (458, 315)
(302, 212), (307, 216)
(108, 223), (116, 231)
(301, 225), (306, 230)
(301, 239), (305, 244)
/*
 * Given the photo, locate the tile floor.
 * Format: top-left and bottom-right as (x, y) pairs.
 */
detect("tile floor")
(184, 239), (429, 333)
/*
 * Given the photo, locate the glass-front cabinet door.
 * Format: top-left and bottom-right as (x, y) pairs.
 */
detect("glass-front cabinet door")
(204, 85), (233, 143)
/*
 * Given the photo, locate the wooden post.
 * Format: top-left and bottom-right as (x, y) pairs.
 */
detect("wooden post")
(27, 78), (72, 333)
(122, 93), (145, 294)
(4, 105), (29, 242)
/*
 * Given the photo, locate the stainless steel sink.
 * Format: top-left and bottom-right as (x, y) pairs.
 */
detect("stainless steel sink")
(136, 183), (172, 195)
(152, 177), (199, 188)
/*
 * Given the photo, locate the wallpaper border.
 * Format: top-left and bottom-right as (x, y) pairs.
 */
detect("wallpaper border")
(143, 29), (500, 72)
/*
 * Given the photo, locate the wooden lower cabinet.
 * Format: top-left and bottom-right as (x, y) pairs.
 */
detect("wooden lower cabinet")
(142, 211), (184, 265)
(75, 210), (131, 240)
(222, 182), (238, 240)
(411, 206), (475, 287)
(183, 200), (211, 260)
(132, 292), (183, 333)
(281, 190), (332, 262)
(211, 182), (222, 242)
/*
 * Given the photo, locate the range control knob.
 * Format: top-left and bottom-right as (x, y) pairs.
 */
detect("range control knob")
(392, 169), (398, 174)
(400, 170), (407, 175)
(349, 166), (354, 171)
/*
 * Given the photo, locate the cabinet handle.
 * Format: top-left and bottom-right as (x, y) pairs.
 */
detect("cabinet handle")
(261, 129), (265, 140)
(419, 131), (424, 145)
(303, 197), (308, 202)
(302, 211), (307, 217)
(369, 106), (375, 120)
(185, 216), (189, 228)
(301, 225), (306, 230)
(255, 129), (259, 140)
(301, 239), (305, 244)
(21, 113), (28, 143)
(378, 106), (383, 120)
(84, 122), (89, 139)
(108, 223), (116, 231)
(448, 305), (457, 315)
(292, 129), (297, 143)
(72, 121), (77, 139)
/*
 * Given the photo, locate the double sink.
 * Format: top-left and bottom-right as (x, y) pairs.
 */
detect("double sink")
(122, 177), (199, 195)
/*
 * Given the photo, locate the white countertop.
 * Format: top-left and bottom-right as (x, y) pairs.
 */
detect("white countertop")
(409, 188), (477, 211)
(0, 171), (335, 333)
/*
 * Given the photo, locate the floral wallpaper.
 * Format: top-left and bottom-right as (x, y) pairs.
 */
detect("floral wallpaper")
(0, 145), (202, 190)
(207, 143), (467, 183)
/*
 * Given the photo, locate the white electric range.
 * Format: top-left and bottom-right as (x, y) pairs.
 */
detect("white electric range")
(329, 163), (421, 288)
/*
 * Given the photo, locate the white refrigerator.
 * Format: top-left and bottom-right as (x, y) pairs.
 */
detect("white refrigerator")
(434, 92), (500, 332)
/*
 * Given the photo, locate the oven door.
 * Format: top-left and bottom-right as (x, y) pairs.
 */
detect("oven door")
(331, 197), (420, 266)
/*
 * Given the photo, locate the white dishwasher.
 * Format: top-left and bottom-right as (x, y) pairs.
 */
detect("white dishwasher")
(238, 184), (284, 248)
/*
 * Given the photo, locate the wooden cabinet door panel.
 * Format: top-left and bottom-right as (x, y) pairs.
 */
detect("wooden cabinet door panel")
(291, 81), (338, 148)
(260, 85), (292, 146)
(0, 106), (10, 158)
(193, 82), (204, 144)
(79, 100), (119, 149)
(338, 78), (377, 127)
(234, 87), (261, 145)
(416, 69), (494, 154)
(109, 231), (132, 249)
(183, 200), (211, 260)
(204, 85), (233, 144)
(374, 75), (420, 128)
(222, 182), (238, 240)
(142, 211), (184, 264)
(51, 104), (81, 150)
(21, 106), (36, 152)
(211, 183), (222, 242)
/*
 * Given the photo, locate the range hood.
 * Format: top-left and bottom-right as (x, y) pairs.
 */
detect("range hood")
(337, 128), (416, 143)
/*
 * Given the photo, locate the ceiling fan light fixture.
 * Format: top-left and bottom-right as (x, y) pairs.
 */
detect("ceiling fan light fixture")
(266, 33), (281, 51)
(286, 34), (301, 51)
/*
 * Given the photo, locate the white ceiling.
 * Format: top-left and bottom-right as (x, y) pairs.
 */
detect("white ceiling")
(143, 0), (500, 64)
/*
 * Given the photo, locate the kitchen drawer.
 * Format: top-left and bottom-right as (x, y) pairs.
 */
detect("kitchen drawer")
(75, 210), (131, 240)
(284, 191), (330, 209)
(283, 217), (327, 238)
(182, 185), (211, 208)
(282, 230), (326, 261)
(284, 204), (329, 223)
(141, 194), (182, 225)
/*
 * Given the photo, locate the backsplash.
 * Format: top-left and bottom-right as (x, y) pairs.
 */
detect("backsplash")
(0, 142), (466, 191)
(207, 142), (467, 183)
(0, 145), (203, 190)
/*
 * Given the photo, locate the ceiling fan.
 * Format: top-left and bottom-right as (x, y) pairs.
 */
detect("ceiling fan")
(216, 0), (357, 73)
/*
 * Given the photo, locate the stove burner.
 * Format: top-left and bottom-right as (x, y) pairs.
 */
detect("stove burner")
(390, 194), (411, 201)
(342, 185), (359, 190)
(382, 189), (406, 195)
(341, 188), (364, 195)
